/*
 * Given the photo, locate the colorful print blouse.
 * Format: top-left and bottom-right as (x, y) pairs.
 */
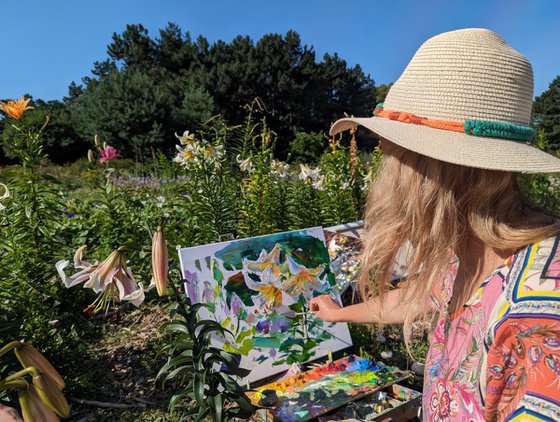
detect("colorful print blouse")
(423, 235), (560, 421)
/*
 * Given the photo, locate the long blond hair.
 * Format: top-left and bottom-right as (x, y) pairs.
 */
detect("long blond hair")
(360, 140), (560, 350)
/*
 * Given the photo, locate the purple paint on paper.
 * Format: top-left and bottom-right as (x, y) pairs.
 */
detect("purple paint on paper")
(271, 320), (290, 333)
(256, 320), (270, 334)
(202, 281), (213, 303)
(183, 269), (198, 301)
(230, 294), (243, 315)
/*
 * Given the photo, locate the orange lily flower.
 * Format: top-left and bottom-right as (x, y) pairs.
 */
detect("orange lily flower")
(0, 97), (34, 120)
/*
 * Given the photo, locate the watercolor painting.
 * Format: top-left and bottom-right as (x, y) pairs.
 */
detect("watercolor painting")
(178, 227), (353, 384)
(324, 230), (362, 294)
(249, 355), (408, 422)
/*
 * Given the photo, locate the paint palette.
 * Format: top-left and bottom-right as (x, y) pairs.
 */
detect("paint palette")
(248, 355), (410, 422)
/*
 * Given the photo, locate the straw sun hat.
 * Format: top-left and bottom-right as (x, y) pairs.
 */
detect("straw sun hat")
(330, 28), (560, 173)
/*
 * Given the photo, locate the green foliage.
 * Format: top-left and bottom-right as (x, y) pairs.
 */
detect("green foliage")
(532, 75), (560, 149)
(158, 285), (257, 421)
(9, 98), (560, 420)
(289, 131), (326, 163)
(175, 83), (216, 129)
(0, 114), (95, 404)
(317, 141), (361, 225)
(0, 98), (85, 165)
(518, 130), (560, 213)
(72, 23), (377, 161)
(72, 69), (167, 160)
(375, 83), (393, 105)
(236, 107), (290, 236)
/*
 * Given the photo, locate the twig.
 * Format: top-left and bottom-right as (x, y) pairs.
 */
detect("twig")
(70, 397), (146, 409)
(131, 397), (158, 405)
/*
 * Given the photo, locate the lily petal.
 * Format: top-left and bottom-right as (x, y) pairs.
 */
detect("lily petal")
(65, 267), (97, 288)
(55, 260), (71, 287)
(73, 245), (94, 268)
(122, 283), (145, 307)
(0, 183), (9, 200)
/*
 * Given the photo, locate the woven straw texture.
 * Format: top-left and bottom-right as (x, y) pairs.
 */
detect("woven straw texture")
(330, 28), (560, 173)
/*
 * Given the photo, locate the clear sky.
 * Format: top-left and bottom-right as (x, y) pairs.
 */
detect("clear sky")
(2, 0), (559, 101)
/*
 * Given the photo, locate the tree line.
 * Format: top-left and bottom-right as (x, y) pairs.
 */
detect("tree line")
(1, 23), (558, 165)
(1, 23), (387, 164)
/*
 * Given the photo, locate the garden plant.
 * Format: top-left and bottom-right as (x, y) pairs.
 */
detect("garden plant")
(1, 94), (559, 421)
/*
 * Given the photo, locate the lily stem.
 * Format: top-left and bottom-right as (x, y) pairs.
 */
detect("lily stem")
(0, 341), (21, 359)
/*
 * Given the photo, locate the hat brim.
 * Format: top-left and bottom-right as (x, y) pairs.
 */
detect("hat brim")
(330, 117), (560, 174)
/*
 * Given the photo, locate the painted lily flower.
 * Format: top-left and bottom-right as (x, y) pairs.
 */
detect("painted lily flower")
(243, 245), (283, 278)
(245, 266), (295, 310)
(0, 97), (34, 120)
(151, 226), (168, 296)
(98, 145), (121, 164)
(0, 183), (9, 211)
(282, 255), (325, 298)
(56, 246), (146, 315)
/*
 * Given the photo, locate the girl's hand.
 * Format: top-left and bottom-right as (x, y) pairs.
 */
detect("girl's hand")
(309, 294), (342, 322)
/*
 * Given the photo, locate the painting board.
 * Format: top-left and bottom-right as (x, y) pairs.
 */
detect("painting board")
(178, 227), (353, 384)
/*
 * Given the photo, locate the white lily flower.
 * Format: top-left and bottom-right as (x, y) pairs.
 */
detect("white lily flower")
(298, 164), (322, 187)
(270, 160), (289, 180)
(175, 130), (196, 146)
(0, 183), (10, 211)
(56, 246), (145, 315)
(236, 154), (254, 173)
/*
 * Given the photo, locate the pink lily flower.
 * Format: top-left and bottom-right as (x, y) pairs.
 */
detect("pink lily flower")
(98, 145), (121, 164)
(56, 246), (146, 315)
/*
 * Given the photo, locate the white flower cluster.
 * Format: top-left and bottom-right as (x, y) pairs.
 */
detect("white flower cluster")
(173, 131), (225, 170)
(271, 160), (290, 180)
(298, 164), (325, 191)
(237, 155), (291, 181)
(236, 155), (254, 173)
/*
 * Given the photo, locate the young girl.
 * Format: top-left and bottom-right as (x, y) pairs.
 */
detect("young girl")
(310, 29), (560, 421)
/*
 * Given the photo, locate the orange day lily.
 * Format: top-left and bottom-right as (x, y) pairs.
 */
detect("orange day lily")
(0, 97), (34, 120)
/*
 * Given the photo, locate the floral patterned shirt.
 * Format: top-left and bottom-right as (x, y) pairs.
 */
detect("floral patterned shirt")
(423, 235), (560, 421)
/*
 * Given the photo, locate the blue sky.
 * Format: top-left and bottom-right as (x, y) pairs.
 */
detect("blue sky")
(1, 0), (559, 101)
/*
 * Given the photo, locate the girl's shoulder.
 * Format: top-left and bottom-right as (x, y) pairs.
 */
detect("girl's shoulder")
(484, 233), (560, 369)
(482, 235), (560, 421)
(504, 234), (560, 306)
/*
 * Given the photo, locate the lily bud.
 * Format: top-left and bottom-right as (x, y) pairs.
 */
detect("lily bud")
(18, 385), (59, 422)
(14, 344), (65, 390)
(87, 149), (94, 163)
(94, 134), (100, 147)
(151, 226), (169, 296)
(32, 375), (70, 417)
